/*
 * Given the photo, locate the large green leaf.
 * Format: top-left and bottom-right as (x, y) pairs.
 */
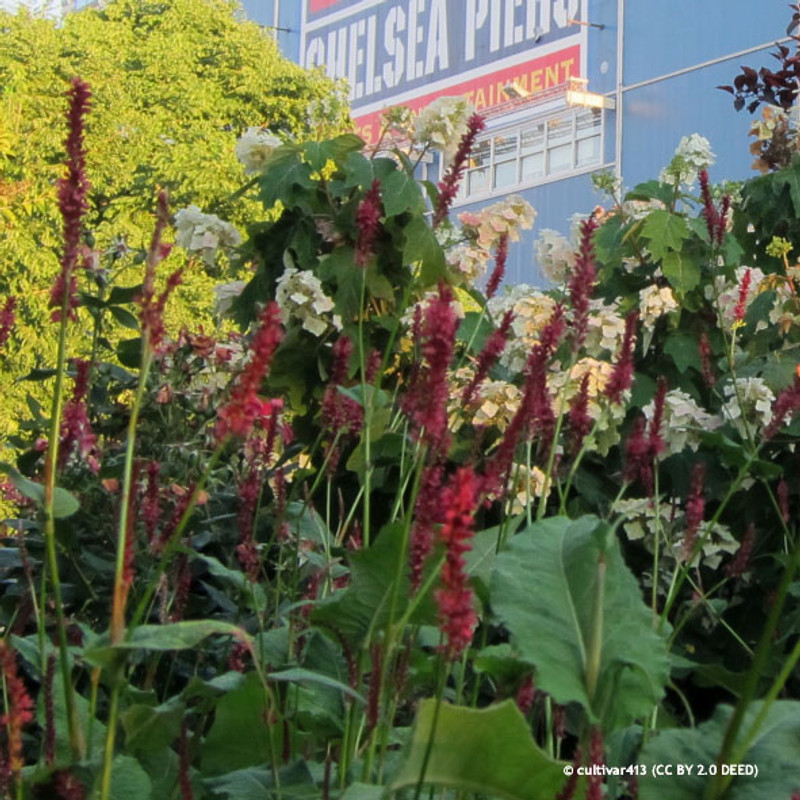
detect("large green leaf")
(2, 464), (79, 518)
(641, 210), (690, 260)
(84, 621), (249, 668)
(639, 701), (800, 799)
(390, 700), (574, 799)
(201, 672), (278, 776)
(490, 516), (669, 729)
(109, 754), (153, 800)
(402, 216), (446, 284)
(662, 250), (700, 292)
(381, 170), (423, 216)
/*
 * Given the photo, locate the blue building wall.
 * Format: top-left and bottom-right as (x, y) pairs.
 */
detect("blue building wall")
(240, 0), (301, 62)
(241, 0), (796, 285)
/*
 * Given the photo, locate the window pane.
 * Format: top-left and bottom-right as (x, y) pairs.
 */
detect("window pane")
(494, 160), (517, 187)
(576, 135), (601, 166)
(494, 133), (518, 161)
(521, 124), (544, 154)
(468, 168), (490, 194)
(547, 115), (572, 144)
(576, 109), (602, 139)
(548, 143), (572, 173)
(521, 151), (544, 180)
(469, 139), (491, 170)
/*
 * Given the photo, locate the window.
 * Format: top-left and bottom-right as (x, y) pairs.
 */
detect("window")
(459, 108), (603, 200)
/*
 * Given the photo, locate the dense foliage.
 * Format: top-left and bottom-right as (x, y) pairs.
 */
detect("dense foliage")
(5, 36), (800, 800)
(0, 0), (348, 439)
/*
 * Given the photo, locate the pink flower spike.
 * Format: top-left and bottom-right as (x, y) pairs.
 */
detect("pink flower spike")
(568, 216), (599, 352)
(355, 179), (383, 268)
(682, 462), (706, 561)
(50, 78), (92, 324)
(432, 113), (486, 227)
(435, 466), (480, 659)
(647, 377), (668, 458)
(215, 302), (284, 442)
(0, 296), (17, 353)
(605, 311), (638, 404)
(764, 374), (800, 439)
(461, 309), (514, 407)
(485, 233), (508, 300)
(733, 268), (752, 323)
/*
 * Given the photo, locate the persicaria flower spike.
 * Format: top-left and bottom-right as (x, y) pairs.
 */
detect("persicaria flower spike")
(764, 374), (800, 439)
(461, 309), (514, 407)
(682, 462), (706, 561)
(734, 268), (752, 323)
(567, 372), (593, 454)
(355, 179), (383, 268)
(50, 78), (92, 324)
(59, 359), (100, 473)
(0, 640), (34, 779)
(485, 233), (508, 300)
(698, 332), (715, 388)
(726, 523), (756, 578)
(648, 377), (668, 458)
(605, 311), (638, 404)
(215, 302), (284, 441)
(432, 113), (486, 227)
(435, 466), (480, 659)
(0, 296), (16, 353)
(568, 216), (599, 352)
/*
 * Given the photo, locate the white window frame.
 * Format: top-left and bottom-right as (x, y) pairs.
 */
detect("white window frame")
(454, 106), (606, 204)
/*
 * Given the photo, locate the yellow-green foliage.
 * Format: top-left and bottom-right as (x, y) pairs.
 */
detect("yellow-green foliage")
(0, 0), (350, 443)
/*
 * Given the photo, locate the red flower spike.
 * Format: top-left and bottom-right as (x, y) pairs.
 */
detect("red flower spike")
(764, 374), (800, 439)
(514, 674), (536, 716)
(404, 284), (459, 455)
(178, 719), (194, 800)
(726, 524), (757, 578)
(59, 359), (100, 473)
(435, 467), (480, 660)
(606, 311), (638, 404)
(568, 216), (599, 353)
(778, 478), (790, 524)
(555, 748), (582, 800)
(624, 415), (653, 495)
(432, 113), (486, 227)
(567, 372), (593, 455)
(0, 296), (16, 353)
(586, 726), (605, 800)
(699, 169), (719, 244)
(682, 463), (706, 561)
(409, 463), (444, 591)
(485, 233), (508, 300)
(461, 309), (514, 407)
(52, 771), (86, 800)
(698, 332), (715, 388)
(355, 179), (383, 268)
(0, 641), (34, 778)
(50, 78), (91, 324)
(215, 302), (284, 441)
(734, 268), (752, 323)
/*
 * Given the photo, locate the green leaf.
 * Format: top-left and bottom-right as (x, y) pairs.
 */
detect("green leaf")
(390, 700), (574, 799)
(343, 152), (397, 190)
(2, 465), (80, 518)
(121, 697), (184, 754)
(302, 134), (364, 171)
(84, 621), (248, 668)
(626, 180), (679, 206)
(267, 667), (365, 704)
(639, 701), (800, 799)
(110, 754), (153, 800)
(117, 337), (143, 369)
(641, 210), (690, 261)
(698, 432), (781, 478)
(490, 516), (669, 729)
(107, 284), (143, 305)
(662, 250), (700, 292)
(109, 305), (140, 330)
(201, 672), (278, 776)
(381, 170), (423, 216)
(340, 783), (387, 800)
(402, 216), (445, 284)
(664, 330), (702, 374)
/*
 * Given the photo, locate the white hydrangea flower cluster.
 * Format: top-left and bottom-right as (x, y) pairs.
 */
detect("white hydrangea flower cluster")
(658, 133), (716, 188)
(487, 285), (558, 373)
(235, 127), (282, 175)
(458, 195), (536, 250)
(549, 358), (627, 453)
(212, 280), (246, 317)
(275, 266), (342, 337)
(643, 389), (722, 457)
(615, 497), (739, 570)
(706, 266), (766, 328)
(507, 463), (552, 514)
(722, 377), (775, 436)
(469, 379), (521, 429)
(584, 299), (627, 355)
(413, 96), (474, 157)
(401, 289), (466, 333)
(621, 197), (666, 223)
(446, 242), (491, 284)
(174, 206), (241, 266)
(534, 228), (575, 284)
(639, 283), (679, 328)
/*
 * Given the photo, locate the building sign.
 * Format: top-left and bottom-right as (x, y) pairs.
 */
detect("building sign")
(301, 0), (587, 142)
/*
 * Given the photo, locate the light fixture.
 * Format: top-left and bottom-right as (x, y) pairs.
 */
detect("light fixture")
(502, 81), (531, 100)
(566, 78), (615, 110)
